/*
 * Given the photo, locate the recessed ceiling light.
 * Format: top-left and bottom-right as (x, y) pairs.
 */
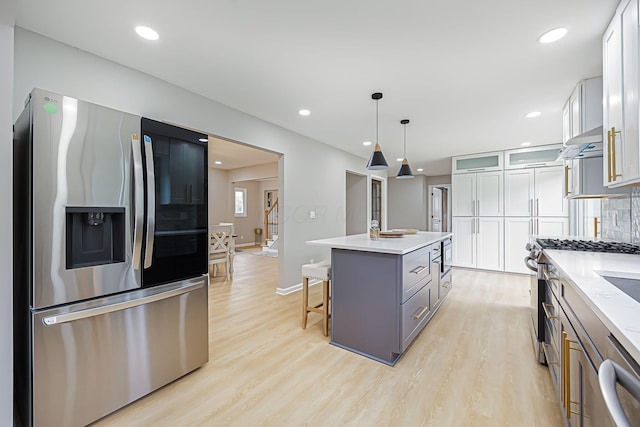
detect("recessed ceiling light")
(135, 26), (159, 41)
(396, 158), (403, 162)
(521, 142), (531, 146)
(538, 27), (568, 44)
(199, 138), (208, 143)
(417, 168), (424, 172)
(362, 141), (372, 146)
(214, 161), (222, 165)
(526, 111), (541, 118)
(298, 109), (311, 116)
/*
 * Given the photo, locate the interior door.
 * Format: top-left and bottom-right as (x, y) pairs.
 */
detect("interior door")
(432, 188), (442, 231)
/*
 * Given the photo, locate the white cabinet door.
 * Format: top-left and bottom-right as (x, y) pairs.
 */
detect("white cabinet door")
(534, 166), (567, 217)
(620, 0), (640, 185)
(504, 218), (532, 274)
(476, 171), (503, 216)
(536, 217), (569, 236)
(452, 174), (476, 216)
(476, 217), (504, 271)
(505, 169), (534, 216)
(562, 101), (571, 144)
(452, 217), (476, 268)
(569, 86), (582, 138)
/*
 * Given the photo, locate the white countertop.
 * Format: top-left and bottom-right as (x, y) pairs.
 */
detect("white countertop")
(544, 249), (640, 363)
(306, 231), (452, 255)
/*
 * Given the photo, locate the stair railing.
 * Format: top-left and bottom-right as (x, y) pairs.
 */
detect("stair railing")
(264, 198), (278, 245)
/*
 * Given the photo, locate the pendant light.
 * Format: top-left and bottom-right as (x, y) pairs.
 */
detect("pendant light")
(396, 119), (414, 179)
(366, 92), (389, 170)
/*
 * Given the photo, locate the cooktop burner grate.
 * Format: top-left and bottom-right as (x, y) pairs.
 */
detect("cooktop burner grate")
(535, 238), (640, 254)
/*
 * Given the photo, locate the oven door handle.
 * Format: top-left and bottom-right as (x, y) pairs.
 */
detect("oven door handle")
(599, 359), (640, 427)
(524, 256), (538, 272)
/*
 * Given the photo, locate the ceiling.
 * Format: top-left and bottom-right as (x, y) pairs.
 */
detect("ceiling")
(207, 135), (280, 170)
(15, 0), (619, 176)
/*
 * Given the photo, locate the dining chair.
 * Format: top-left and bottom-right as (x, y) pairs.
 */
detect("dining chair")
(209, 225), (233, 281)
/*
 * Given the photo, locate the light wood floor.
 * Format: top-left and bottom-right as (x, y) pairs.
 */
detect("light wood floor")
(92, 249), (564, 426)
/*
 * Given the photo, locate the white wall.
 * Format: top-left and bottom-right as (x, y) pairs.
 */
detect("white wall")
(346, 172), (367, 235)
(208, 167), (230, 225)
(1, 3), (15, 425)
(14, 28), (385, 291)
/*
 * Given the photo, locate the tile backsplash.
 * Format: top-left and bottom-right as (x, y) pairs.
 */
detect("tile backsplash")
(601, 189), (640, 243)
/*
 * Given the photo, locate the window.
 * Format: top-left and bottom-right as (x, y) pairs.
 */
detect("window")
(234, 188), (247, 217)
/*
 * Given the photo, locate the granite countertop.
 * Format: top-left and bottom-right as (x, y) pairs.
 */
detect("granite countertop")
(306, 231), (452, 255)
(543, 249), (640, 364)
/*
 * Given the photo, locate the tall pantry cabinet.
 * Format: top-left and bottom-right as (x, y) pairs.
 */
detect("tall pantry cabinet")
(451, 152), (504, 271)
(452, 146), (568, 274)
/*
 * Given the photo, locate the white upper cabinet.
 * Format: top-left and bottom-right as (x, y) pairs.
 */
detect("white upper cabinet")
(504, 145), (563, 170)
(562, 77), (603, 144)
(603, 0), (640, 187)
(452, 174), (476, 216)
(476, 171), (503, 216)
(535, 166), (567, 217)
(504, 169), (534, 216)
(452, 171), (503, 217)
(451, 151), (503, 174)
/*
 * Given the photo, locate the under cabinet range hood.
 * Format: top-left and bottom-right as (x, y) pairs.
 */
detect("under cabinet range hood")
(564, 156), (630, 199)
(556, 126), (603, 161)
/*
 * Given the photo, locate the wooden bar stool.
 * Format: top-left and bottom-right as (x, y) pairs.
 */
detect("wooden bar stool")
(301, 261), (331, 336)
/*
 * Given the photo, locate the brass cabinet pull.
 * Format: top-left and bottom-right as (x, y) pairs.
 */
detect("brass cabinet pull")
(611, 127), (622, 181)
(542, 302), (557, 319)
(594, 217), (600, 238)
(564, 165), (572, 196)
(562, 330), (581, 419)
(410, 266), (428, 275)
(412, 305), (429, 320)
(607, 129), (612, 182)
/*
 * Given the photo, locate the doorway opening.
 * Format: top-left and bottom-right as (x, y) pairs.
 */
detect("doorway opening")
(346, 171), (367, 235)
(429, 184), (452, 232)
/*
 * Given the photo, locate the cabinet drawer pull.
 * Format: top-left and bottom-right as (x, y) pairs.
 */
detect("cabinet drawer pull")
(562, 331), (582, 419)
(564, 165), (572, 196)
(542, 343), (558, 365)
(412, 305), (429, 320)
(611, 127), (622, 181)
(542, 303), (557, 319)
(410, 266), (428, 275)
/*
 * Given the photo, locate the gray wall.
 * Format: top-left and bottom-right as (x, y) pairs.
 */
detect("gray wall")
(208, 167), (230, 226)
(1, 2), (15, 425)
(13, 28), (385, 291)
(426, 174), (452, 187)
(346, 172), (367, 235)
(387, 175), (428, 230)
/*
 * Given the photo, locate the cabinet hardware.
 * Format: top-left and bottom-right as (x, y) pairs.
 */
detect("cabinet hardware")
(594, 217), (600, 238)
(536, 198), (539, 216)
(471, 199), (475, 215)
(467, 168), (486, 172)
(476, 218), (480, 235)
(525, 163), (547, 168)
(564, 165), (572, 196)
(542, 343), (558, 365)
(410, 266), (427, 275)
(477, 200), (480, 216)
(611, 127), (622, 181)
(412, 305), (429, 320)
(542, 303), (557, 319)
(607, 129), (613, 182)
(562, 331), (581, 419)
(529, 199), (533, 216)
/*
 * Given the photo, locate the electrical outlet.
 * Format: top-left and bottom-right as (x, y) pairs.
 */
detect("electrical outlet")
(240, 235), (244, 239)
(309, 210), (316, 219)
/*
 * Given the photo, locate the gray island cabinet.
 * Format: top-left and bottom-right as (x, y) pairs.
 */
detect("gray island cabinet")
(307, 232), (452, 365)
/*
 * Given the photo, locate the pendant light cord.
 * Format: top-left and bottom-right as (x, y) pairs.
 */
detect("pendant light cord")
(403, 122), (407, 158)
(376, 99), (379, 145)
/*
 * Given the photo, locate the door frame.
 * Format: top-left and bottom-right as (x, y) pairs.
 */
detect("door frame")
(428, 184), (452, 232)
(368, 174), (387, 230)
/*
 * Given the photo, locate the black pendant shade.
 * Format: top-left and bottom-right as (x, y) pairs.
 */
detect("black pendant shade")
(366, 143), (389, 170)
(396, 119), (414, 179)
(366, 92), (389, 170)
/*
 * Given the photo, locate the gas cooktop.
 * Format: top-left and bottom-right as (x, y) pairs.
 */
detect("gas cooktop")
(535, 238), (640, 254)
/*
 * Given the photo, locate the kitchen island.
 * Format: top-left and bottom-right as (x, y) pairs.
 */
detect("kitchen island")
(307, 232), (452, 365)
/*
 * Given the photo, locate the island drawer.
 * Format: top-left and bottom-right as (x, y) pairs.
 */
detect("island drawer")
(402, 245), (432, 303)
(401, 281), (431, 351)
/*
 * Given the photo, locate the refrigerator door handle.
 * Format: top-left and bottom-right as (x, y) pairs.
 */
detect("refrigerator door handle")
(143, 135), (156, 269)
(42, 280), (205, 326)
(131, 134), (145, 270)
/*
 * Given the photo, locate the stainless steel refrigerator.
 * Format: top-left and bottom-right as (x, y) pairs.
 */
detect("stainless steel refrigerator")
(13, 89), (210, 427)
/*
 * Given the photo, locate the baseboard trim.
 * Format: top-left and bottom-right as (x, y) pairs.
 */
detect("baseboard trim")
(276, 279), (320, 296)
(236, 242), (260, 248)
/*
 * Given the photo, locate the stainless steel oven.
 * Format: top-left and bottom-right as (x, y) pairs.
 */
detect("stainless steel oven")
(525, 242), (546, 363)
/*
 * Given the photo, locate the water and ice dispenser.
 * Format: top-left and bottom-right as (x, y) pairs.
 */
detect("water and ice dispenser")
(66, 207), (125, 269)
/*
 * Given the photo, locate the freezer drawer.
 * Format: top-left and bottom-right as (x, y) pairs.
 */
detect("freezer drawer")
(29, 276), (208, 427)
